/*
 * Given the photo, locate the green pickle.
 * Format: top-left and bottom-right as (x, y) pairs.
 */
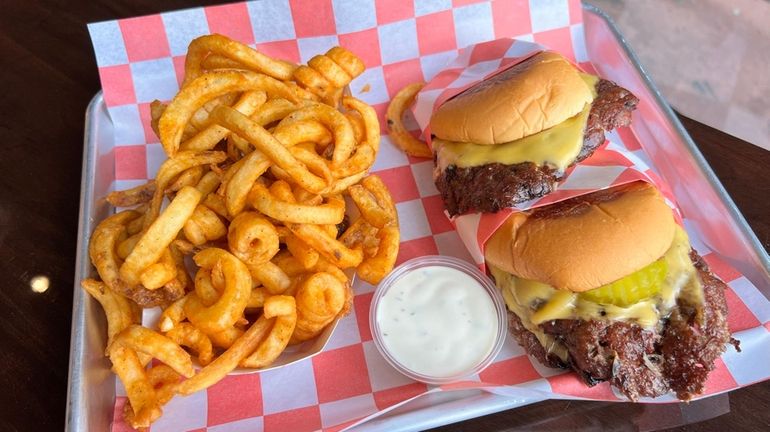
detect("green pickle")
(580, 259), (668, 307)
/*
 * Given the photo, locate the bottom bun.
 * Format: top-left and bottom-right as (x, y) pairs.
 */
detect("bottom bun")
(503, 251), (735, 401)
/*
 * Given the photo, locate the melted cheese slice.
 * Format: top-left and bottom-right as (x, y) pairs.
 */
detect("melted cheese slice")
(581, 73), (599, 98)
(434, 74), (599, 172)
(490, 226), (703, 362)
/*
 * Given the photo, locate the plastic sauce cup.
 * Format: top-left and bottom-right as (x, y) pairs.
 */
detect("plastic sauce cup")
(370, 256), (507, 384)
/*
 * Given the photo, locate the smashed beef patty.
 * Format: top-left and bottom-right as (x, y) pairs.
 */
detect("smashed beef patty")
(503, 251), (735, 401)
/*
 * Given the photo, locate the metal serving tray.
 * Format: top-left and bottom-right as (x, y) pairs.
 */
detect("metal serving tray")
(66, 4), (770, 431)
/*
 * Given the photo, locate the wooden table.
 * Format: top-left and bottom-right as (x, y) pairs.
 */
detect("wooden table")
(0, 1), (767, 431)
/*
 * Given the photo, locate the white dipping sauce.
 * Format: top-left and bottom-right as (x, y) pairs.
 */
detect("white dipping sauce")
(376, 265), (498, 378)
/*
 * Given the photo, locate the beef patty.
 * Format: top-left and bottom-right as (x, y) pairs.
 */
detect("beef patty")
(504, 251), (736, 401)
(435, 79), (639, 216)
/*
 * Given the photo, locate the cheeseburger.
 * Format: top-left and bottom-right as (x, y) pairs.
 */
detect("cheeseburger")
(431, 51), (639, 216)
(484, 182), (736, 400)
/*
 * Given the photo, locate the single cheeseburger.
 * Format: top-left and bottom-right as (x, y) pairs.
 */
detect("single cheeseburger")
(484, 182), (736, 400)
(431, 51), (639, 216)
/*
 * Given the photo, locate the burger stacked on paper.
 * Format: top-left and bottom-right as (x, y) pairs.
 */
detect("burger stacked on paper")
(431, 51), (638, 216)
(427, 50), (736, 400)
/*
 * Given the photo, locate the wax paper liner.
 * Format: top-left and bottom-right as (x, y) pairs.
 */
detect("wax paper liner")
(86, 1), (770, 431)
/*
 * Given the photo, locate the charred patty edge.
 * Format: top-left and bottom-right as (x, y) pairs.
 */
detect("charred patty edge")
(501, 251), (733, 401)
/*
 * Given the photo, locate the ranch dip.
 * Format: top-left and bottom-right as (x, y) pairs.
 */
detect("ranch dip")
(375, 265), (499, 378)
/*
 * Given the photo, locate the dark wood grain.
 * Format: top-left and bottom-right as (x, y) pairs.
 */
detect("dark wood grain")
(677, 115), (770, 252)
(0, 2), (767, 432)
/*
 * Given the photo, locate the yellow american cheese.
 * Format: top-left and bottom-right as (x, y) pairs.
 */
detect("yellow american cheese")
(434, 74), (599, 172)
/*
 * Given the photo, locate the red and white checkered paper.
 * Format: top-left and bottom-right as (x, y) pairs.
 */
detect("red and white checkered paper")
(87, 1), (770, 431)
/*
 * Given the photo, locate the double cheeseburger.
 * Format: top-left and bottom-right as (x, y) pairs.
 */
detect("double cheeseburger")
(431, 51), (639, 216)
(484, 182), (736, 400)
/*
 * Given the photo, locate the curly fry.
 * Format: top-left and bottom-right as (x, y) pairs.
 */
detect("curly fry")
(166, 166), (205, 193)
(121, 187), (201, 287)
(177, 312), (276, 395)
(357, 226), (400, 285)
(184, 35), (296, 85)
(347, 96), (380, 150)
(278, 102), (356, 168)
(106, 181), (156, 207)
(159, 71), (297, 157)
(111, 325), (194, 378)
(165, 323), (214, 366)
(249, 261), (291, 295)
(158, 295), (187, 332)
(289, 223), (363, 269)
(139, 248), (178, 290)
(386, 82), (432, 157)
(228, 212), (280, 267)
(291, 272), (346, 343)
(211, 105), (330, 193)
(81, 279), (136, 349)
(89, 210), (141, 288)
(183, 204), (227, 246)
(248, 182), (344, 225)
(240, 296), (297, 368)
(194, 267), (221, 307)
(181, 90), (267, 152)
(348, 174), (398, 228)
(146, 365), (182, 405)
(292, 46), (364, 105)
(147, 151), (226, 226)
(110, 345), (162, 429)
(285, 233), (320, 270)
(183, 248), (252, 333)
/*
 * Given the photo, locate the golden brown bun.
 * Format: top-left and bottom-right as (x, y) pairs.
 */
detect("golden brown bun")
(485, 182), (676, 292)
(430, 51), (593, 145)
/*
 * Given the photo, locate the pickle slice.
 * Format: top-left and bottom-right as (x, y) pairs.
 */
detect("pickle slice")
(580, 259), (668, 307)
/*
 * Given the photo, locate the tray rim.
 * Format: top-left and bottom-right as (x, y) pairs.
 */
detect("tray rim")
(65, 4), (770, 432)
(66, 91), (104, 432)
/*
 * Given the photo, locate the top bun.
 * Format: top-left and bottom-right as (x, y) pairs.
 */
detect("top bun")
(484, 182), (676, 292)
(430, 51), (593, 145)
